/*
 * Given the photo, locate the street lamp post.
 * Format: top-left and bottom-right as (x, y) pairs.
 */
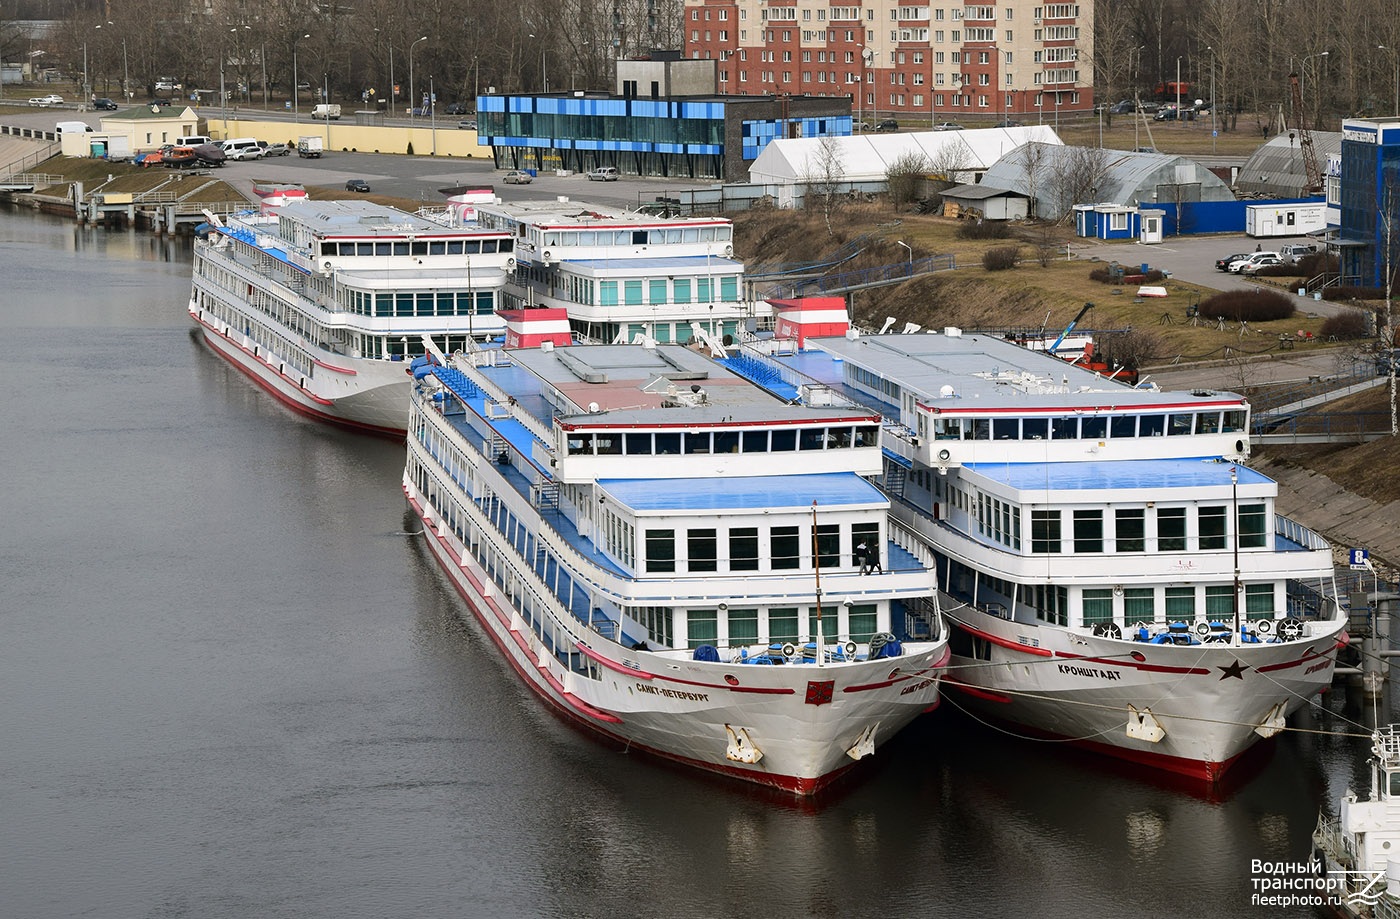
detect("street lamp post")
(1175, 55), (1181, 121)
(261, 43), (268, 109)
(897, 240), (912, 275)
(1300, 50), (1329, 125)
(292, 33), (309, 121)
(1207, 45), (1216, 153)
(409, 36), (427, 116)
(82, 42), (88, 106)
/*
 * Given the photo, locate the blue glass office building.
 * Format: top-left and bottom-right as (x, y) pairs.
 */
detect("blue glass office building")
(1338, 119), (1400, 288)
(476, 92), (851, 181)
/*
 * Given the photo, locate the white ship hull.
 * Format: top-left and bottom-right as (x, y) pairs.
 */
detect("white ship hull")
(944, 604), (1346, 780)
(191, 299), (410, 437)
(404, 482), (949, 795)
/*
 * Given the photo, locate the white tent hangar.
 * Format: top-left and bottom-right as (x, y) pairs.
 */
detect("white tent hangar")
(978, 142), (1236, 220)
(747, 125), (1062, 186)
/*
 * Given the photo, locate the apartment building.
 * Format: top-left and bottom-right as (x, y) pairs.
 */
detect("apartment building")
(682, 1), (1093, 122)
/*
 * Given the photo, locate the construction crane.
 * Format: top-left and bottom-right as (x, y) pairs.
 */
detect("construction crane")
(1289, 72), (1324, 194)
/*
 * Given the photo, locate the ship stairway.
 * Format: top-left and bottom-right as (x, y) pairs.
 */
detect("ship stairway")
(489, 432), (510, 464)
(881, 449), (911, 497)
(532, 481), (560, 512)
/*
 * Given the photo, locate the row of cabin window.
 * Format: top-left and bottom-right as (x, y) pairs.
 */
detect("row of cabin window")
(320, 238), (514, 257)
(598, 276), (740, 306)
(683, 604), (878, 649)
(567, 425), (880, 456)
(535, 225), (733, 248)
(1081, 584), (1277, 625)
(1028, 504), (1267, 554)
(944, 557), (1278, 628)
(644, 522), (880, 574)
(343, 289), (496, 318)
(931, 409), (1248, 441)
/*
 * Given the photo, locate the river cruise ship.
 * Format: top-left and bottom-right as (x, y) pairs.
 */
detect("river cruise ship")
(189, 201), (516, 436)
(402, 336), (948, 794)
(726, 321), (1346, 781)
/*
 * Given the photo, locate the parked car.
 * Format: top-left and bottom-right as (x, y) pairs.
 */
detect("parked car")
(1154, 106), (1195, 121)
(991, 119), (1023, 128)
(853, 120), (871, 131)
(1134, 146), (1160, 154)
(1215, 252), (1253, 271)
(1240, 255), (1284, 276)
(457, 120), (477, 130)
(92, 98), (119, 111)
(345, 178), (371, 193)
(502, 170), (533, 185)
(1280, 243), (1318, 264)
(933, 122), (964, 131)
(148, 97), (172, 107)
(586, 166), (618, 181)
(1108, 99), (1137, 115)
(874, 119), (899, 132)
(444, 102), (473, 115)
(257, 141), (291, 157)
(1228, 251), (1281, 273)
(29, 94), (64, 106)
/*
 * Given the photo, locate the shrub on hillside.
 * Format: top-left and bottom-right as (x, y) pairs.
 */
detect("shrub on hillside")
(957, 220), (1011, 240)
(1321, 286), (1387, 301)
(1199, 289), (1296, 322)
(1319, 308), (1373, 340)
(983, 245), (1020, 271)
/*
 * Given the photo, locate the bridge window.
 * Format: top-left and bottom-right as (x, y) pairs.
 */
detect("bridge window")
(655, 432), (681, 454)
(800, 427), (827, 450)
(1223, 410), (1247, 432)
(771, 429), (797, 451)
(1022, 417), (1048, 440)
(1168, 412), (1194, 435)
(1109, 415), (1136, 438)
(685, 432), (712, 454)
(855, 426), (879, 447)
(688, 528), (718, 571)
(1158, 507), (1186, 551)
(1199, 505), (1227, 549)
(993, 418), (1019, 440)
(1073, 509), (1103, 553)
(730, 528), (760, 570)
(1139, 414), (1166, 436)
(1115, 508), (1145, 552)
(742, 430), (769, 452)
(1031, 510), (1060, 553)
(645, 529), (676, 572)
(772, 526), (800, 569)
(625, 433), (652, 454)
(566, 433), (593, 455)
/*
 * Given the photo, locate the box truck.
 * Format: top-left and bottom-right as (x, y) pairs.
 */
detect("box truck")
(297, 136), (324, 158)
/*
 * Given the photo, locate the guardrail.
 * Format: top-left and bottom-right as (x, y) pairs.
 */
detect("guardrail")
(1248, 361), (1385, 413)
(756, 254), (958, 299)
(0, 172), (64, 187)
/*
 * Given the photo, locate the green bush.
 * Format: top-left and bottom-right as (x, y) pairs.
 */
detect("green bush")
(956, 220), (1011, 240)
(1319, 308), (1373, 340)
(983, 245), (1020, 271)
(1199, 289), (1296, 322)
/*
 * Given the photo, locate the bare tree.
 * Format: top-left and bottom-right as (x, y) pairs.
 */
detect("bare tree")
(803, 136), (846, 236)
(1048, 145), (1109, 223)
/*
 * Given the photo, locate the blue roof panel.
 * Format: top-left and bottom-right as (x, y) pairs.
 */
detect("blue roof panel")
(965, 458), (1273, 491)
(599, 473), (885, 512)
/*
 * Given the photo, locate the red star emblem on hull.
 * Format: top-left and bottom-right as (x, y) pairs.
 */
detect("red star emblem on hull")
(805, 680), (835, 706)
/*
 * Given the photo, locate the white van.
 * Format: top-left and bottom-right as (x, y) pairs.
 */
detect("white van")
(175, 135), (211, 148)
(221, 137), (264, 161)
(55, 121), (92, 134)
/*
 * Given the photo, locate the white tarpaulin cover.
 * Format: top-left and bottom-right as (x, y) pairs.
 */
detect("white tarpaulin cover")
(747, 125), (1063, 184)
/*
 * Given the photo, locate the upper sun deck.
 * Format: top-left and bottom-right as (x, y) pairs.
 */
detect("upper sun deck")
(765, 331), (1252, 467)
(466, 344), (884, 483)
(473, 199), (735, 268)
(218, 201), (516, 281)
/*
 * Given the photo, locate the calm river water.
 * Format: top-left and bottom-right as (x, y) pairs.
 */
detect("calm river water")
(0, 208), (1386, 919)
